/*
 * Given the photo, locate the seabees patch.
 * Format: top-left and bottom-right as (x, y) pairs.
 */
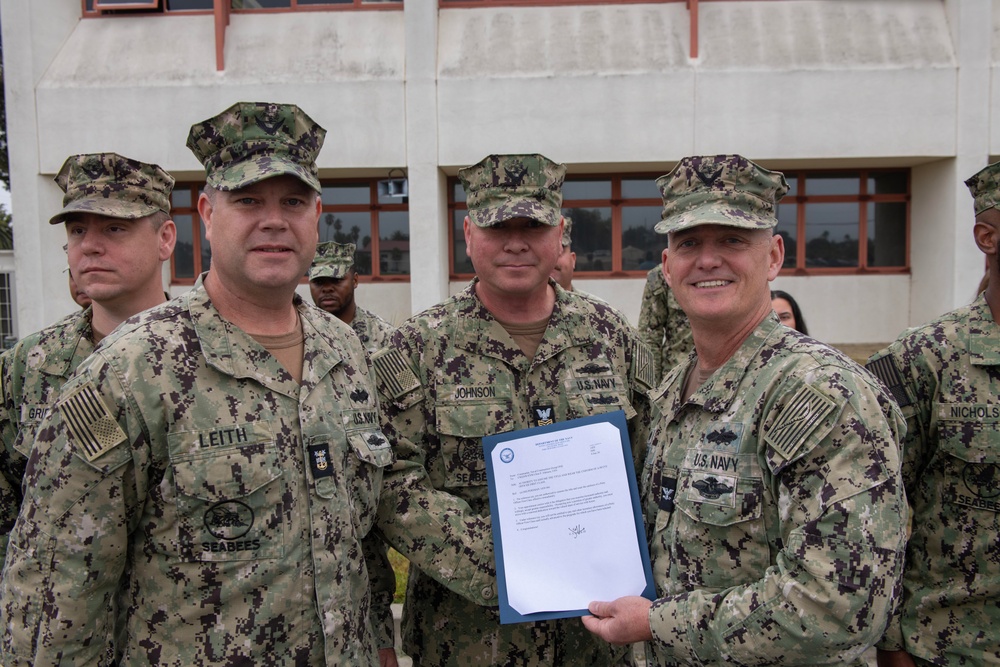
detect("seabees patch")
(763, 383), (836, 461)
(60, 381), (127, 462)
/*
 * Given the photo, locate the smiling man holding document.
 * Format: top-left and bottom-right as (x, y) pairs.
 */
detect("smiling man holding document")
(583, 154), (908, 666)
(372, 153), (655, 666)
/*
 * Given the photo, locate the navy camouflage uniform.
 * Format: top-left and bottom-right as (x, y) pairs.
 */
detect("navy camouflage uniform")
(868, 296), (1000, 664)
(373, 279), (655, 666)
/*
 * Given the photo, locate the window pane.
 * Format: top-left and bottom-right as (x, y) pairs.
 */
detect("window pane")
(199, 219), (211, 274)
(868, 172), (907, 195)
(171, 188), (192, 208)
(867, 202), (907, 267)
(233, 0), (290, 7)
(621, 178), (660, 200)
(453, 210), (473, 274)
(783, 175), (798, 198)
(564, 207), (611, 271)
(319, 211), (372, 272)
(805, 202), (859, 268)
(173, 214), (195, 279)
(378, 211), (409, 276)
(322, 184), (370, 206)
(563, 179), (611, 201)
(776, 204), (797, 269)
(297, 0), (354, 4)
(166, 0), (212, 9)
(806, 173), (860, 196)
(621, 206), (663, 271)
(452, 182), (467, 203)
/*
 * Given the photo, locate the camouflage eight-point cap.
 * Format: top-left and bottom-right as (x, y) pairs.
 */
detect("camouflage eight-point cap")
(459, 154), (566, 228)
(561, 216), (573, 248)
(187, 101), (326, 193)
(48, 152), (174, 225)
(309, 241), (356, 281)
(654, 154), (789, 235)
(964, 159), (1000, 215)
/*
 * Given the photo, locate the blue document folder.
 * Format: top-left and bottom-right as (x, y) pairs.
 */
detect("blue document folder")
(483, 410), (656, 624)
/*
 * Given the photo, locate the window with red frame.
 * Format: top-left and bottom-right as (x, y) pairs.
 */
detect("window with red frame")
(448, 169), (910, 279)
(84, 0), (400, 16)
(169, 180), (410, 285)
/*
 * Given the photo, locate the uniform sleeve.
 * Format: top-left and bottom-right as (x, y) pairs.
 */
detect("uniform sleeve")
(866, 340), (930, 652)
(636, 269), (667, 383)
(371, 343), (497, 607)
(0, 348), (20, 565)
(647, 369), (908, 664)
(0, 356), (146, 666)
(364, 532), (397, 650)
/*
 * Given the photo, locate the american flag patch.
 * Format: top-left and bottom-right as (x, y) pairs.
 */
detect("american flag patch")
(60, 381), (127, 462)
(865, 355), (911, 407)
(633, 341), (657, 390)
(764, 384), (835, 461)
(372, 348), (420, 399)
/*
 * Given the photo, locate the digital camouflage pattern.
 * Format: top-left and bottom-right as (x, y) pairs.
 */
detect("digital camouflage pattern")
(372, 280), (656, 666)
(0, 309), (94, 563)
(636, 266), (693, 384)
(459, 154), (566, 228)
(561, 216), (573, 247)
(641, 314), (907, 666)
(48, 153), (174, 225)
(0, 282), (404, 666)
(867, 294), (1000, 664)
(654, 155), (788, 235)
(351, 306), (394, 358)
(309, 241), (356, 281)
(187, 101), (326, 193)
(964, 159), (1000, 215)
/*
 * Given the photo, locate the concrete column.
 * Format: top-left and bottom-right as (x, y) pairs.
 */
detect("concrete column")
(404, 1), (448, 315)
(944, 0), (992, 316)
(1, 3), (79, 335)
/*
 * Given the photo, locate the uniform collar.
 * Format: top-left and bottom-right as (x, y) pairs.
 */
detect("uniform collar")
(660, 313), (781, 418)
(37, 309), (95, 378)
(965, 293), (1000, 366)
(449, 279), (596, 369)
(187, 275), (344, 399)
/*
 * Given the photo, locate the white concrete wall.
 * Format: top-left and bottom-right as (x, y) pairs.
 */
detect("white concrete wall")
(3, 0), (997, 345)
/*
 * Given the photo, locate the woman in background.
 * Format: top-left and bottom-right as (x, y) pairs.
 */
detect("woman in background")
(771, 289), (809, 335)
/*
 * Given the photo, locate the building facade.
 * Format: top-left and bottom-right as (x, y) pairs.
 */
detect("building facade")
(2, 0), (998, 344)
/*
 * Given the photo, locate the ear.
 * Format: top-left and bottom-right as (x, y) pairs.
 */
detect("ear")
(464, 216), (473, 257)
(660, 247), (669, 281)
(766, 233), (784, 282)
(974, 219), (999, 256)
(662, 248), (674, 288)
(197, 192), (214, 242)
(158, 219), (178, 261)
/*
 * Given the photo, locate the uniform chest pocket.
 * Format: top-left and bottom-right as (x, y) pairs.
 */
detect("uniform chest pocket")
(171, 446), (285, 562)
(435, 400), (510, 489)
(13, 404), (50, 458)
(671, 469), (768, 589)
(565, 374), (637, 421)
(936, 418), (1000, 514)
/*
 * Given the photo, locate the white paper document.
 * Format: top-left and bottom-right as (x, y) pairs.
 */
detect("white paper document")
(489, 419), (649, 616)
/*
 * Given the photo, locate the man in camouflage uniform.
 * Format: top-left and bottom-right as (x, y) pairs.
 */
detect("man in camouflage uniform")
(637, 261), (693, 384)
(0, 152), (176, 564)
(309, 241), (394, 356)
(583, 155), (908, 666)
(868, 161), (1000, 666)
(0, 102), (487, 666)
(371, 153), (656, 666)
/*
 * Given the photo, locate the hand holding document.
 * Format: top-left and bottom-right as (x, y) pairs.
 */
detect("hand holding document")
(483, 411), (654, 623)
